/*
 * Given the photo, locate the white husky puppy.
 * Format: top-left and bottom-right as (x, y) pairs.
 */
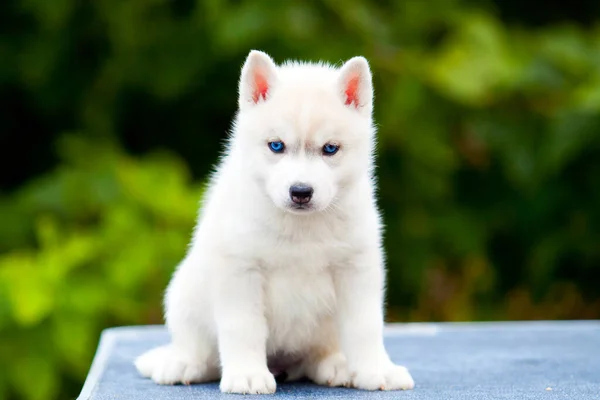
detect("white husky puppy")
(134, 50), (415, 394)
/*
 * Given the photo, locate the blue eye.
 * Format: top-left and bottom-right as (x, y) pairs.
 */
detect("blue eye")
(322, 143), (340, 155)
(268, 141), (285, 153)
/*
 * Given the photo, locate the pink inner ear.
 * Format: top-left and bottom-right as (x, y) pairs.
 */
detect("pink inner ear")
(344, 75), (360, 107)
(252, 73), (269, 103)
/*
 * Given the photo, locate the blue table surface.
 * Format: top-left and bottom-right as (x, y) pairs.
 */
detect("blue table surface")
(77, 321), (600, 399)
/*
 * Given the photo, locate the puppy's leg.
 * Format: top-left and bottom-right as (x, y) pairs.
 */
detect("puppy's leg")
(135, 332), (219, 385)
(301, 350), (351, 387)
(287, 318), (351, 387)
(334, 250), (414, 391)
(135, 261), (219, 385)
(213, 260), (276, 394)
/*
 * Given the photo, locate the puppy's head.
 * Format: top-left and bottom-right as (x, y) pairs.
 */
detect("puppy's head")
(234, 50), (375, 214)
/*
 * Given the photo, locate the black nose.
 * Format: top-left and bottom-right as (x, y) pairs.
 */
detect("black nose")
(289, 184), (314, 205)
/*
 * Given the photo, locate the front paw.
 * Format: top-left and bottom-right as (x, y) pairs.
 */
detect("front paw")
(352, 363), (414, 391)
(220, 368), (276, 394)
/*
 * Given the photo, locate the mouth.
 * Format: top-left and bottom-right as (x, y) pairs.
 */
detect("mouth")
(286, 203), (314, 213)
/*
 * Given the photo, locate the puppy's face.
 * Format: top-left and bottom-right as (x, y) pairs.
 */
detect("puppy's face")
(235, 51), (375, 214)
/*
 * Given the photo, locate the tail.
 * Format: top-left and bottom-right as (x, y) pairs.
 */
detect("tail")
(134, 345), (171, 378)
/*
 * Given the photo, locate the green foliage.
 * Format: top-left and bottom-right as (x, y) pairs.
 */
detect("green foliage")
(1, 1), (600, 399)
(0, 136), (201, 400)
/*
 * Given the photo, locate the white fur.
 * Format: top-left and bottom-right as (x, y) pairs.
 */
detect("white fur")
(134, 50), (415, 394)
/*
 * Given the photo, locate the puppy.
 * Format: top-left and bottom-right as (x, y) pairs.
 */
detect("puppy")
(135, 50), (415, 394)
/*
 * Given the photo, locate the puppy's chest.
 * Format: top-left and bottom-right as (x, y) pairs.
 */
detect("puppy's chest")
(263, 268), (336, 326)
(259, 225), (352, 270)
(258, 229), (351, 327)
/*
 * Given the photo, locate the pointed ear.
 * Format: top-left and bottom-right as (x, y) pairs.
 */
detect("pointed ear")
(239, 50), (278, 109)
(338, 56), (373, 114)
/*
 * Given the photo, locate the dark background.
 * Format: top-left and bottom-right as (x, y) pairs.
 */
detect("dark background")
(1, 1), (599, 399)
